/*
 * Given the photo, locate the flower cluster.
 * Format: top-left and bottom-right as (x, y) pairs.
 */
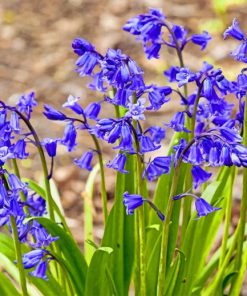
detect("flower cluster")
(0, 94), (57, 279)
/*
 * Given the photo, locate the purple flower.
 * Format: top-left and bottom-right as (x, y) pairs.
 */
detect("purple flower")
(195, 198), (221, 218)
(123, 191), (144, 215)
(43, 105), (67, 121)
(10, 112), (20, 133)
(191, 31), (211, 50)
(143, 156), (171, 180)
(176, 68), (197, 87)
(191, 166), (212, 189)
(8, 174), (26, 192)
(72, 38), (102, 76)
(125, 98), (146, 120)
(167, 111), (190, 133)
(139, 135), (161, 153)
(62, 95), (84, 115)
(164, 66), (180, 82)
(42, 138), (57, 157)
(101, 48), (144, 89)
(145, 126), (166, 144)
(84, 102), (101, 120)
(223, 18), (245, 41)
(74, 151), (94, 171)
(61, 122), (77, 152)
(123, 8), (165, 59)
(107, 154), (128, 174)
(230, 42), (247, 63)
(146, 85), (171, 110)
(30, 260), (48, 280)
(17, 91), (37, 119)
(22, 249), (47, 269)
(12, 139), (29, 159)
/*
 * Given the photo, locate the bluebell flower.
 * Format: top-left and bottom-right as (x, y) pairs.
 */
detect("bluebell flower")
(114, 122), (134, 152)
(8, 174), (26, 192)
(145, 126), (165, 144)
(0, 146), (13, 165)
(144, 42), (162, 59)
(106, 88), (133, 107)
(42, 138), (57, 157)
(84, 102), (101, 120)
(0, 180), (7, 208)
(125, 98), (146, 120)
(22, 249), (47, 269)
(167, 111), (190, 133)
(195, 198), (221, 218)
(143, 156), (171, 180)
(237, 73), (247, 91)
(62, 95), (84, 115)
(146, 85), (171, 110)
(17, 91), (37, 119)
(173, 138), (187, 166)
(12, 139), (29, 159)
(139, 135), (161, 153)
(43, 105), (67, 121)
(72, 38), (102, 76)
(30, 222), (58, 248)
(230, 42), (247, 63)
(30, 260), (48, 280)
(9, 197), (24, 217)
(107, 153), (128, 174)
(88, 72), (107, 92)
(191, 31), (211, 50)
(187, 144), (204, 165)
(123, 8), (165, 59)
(176, 68), (197, 87)
(191, 166), (212, 189)
(123, 192), (144, 215)
(26, 195), (46, 216)
(101, 48), (144, 89)
(169, 25), (188, 48)
(208, 146), (221, 166)
(223, 18), (245, 41)
(0, 109), (7, 129)
(173, 193), (221, 218)
(74, 151), (94, 171)
(219, 127), (242, 143)
(219, 145), (232, 166)
(61, 122), (77, 152)
(164, 66), (180, 82)
(10, 112), (20, 133)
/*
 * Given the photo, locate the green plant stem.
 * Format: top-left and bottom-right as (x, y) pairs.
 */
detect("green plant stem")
(164, 20), (187, 97)
(10, 216), (28, 296)
(91, 135), (108, 224)
(181, 82), (204, 242)
(157, 164), (180, 296)
(219, 167), (236, 267)
(234, 94), (247, 269)
(136, 155), (146, 296)
(204, 223), (240, 295)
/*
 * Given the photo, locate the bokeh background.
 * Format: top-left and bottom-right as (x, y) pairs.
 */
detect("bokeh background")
(0, 0), (247, 246)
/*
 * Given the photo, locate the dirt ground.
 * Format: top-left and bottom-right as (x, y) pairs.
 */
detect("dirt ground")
(1, 1), (247, 291)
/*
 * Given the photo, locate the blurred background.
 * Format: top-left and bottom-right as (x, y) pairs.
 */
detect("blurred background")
(0, 0), (247, 243)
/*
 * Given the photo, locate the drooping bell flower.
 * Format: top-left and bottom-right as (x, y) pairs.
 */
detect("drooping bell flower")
(191, 166), (212, 189)
(62, 95), (84, 115)
(74, 151), (94, 171)
(107, 153), (128, 174)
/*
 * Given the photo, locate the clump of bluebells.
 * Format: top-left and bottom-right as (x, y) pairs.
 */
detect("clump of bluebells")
(1, 9), (247, 296)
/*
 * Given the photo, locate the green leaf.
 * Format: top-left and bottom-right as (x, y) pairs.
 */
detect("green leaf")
(83, 164), (100, 264)
(31, 217), (88, 296)
(175, 167), (231, 295)
(0, 272), (20, 296)
(85, 155), (136, 296)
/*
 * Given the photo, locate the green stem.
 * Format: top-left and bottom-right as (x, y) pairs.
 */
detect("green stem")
(91, 135), (108, 224)
(234, 94), (247, 269)
(219, 167), (236, 267)
(10, 216), (28, 296)
(164, 20), (187, 97)
(136, 155), (146, 296)
(157, 165), (180, 296)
